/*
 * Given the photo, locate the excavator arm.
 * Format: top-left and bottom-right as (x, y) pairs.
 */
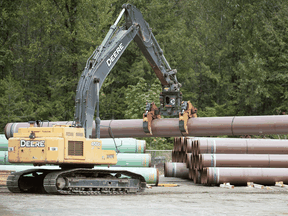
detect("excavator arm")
(74, 4), (197, 139)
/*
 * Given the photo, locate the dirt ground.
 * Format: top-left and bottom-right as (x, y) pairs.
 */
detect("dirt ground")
(0, 176), (288, 216)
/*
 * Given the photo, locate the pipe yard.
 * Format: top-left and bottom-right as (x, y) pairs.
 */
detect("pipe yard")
(2, 128), (288, 214)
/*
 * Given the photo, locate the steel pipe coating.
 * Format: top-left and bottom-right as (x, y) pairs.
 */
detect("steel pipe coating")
(93, 138), (146, 153)
(0, 165), (159, 185)
(112, 153), (151, 167)
(0, 135), (8, 151)
(172, 150), (176, 162)
(199, 154), (288, 169)
(193, 170), (202, 184)
(204, 167), (288, 185)
(193, 138), (288, 155)
(186, 139), (193, 153)
(5, 115), (288, 139)
(164, 162), (189, 179)
(186, 153), (192, 169)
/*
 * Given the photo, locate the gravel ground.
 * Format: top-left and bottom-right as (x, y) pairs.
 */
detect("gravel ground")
(1, 176), (288, 216)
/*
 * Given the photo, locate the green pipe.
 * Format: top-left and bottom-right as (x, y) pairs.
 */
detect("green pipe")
(1, 151), (151, 167)
(0, 151), (10, 165)
(0, 135), (8, 151)
(101, 138), (146, 153)
(0, 165), (159, 185)
(98, 153), (151, 167)
(114, 153), (151, 167)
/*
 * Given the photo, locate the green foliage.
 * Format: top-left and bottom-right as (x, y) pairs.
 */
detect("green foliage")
(144, 137), (174, 150)
(0, 75), (35, 130)
(1, 0), (288, 148)
(124, 77), (161, 119)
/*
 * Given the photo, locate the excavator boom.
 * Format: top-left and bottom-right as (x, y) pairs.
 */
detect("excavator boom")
(74, 4), (187, 138)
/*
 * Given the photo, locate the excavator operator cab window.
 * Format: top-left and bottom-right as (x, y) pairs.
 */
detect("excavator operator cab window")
(165, 96), (170, 105)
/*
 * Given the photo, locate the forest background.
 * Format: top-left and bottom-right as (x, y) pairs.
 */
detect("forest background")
(1, 0), (288, 149)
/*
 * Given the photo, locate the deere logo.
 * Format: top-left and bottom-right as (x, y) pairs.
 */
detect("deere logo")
(106, 43), (124, 67)
(20, 140), (45, 147)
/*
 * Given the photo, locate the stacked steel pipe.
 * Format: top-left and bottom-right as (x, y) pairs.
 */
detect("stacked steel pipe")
(166, 137), (288, 185)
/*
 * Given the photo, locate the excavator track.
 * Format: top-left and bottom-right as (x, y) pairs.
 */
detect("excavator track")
(7, 168), (146, 195)
(7, 168), (52, 193)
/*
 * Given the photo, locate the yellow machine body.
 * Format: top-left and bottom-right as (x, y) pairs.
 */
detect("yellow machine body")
(8, 125), (117, 166)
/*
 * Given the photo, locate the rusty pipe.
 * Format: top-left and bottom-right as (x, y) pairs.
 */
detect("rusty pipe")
(188, 168), (193, 179)
(186, 139), (193, 153)
(164, 162), (189, 179)
(193, 169), (201, 184)
(172, 150), (176, 162)
(186, 153), (192, 168)
(199, 154), (288, 169)
(173, 137), (179, 152)
(193, 155), (199, 170)
(194, 140), (198, 155)
(5, 115), (288, 139)
(201, 168), (207, 184)
(194, 138), (288, 155)
(182, 152), (187, 163)
(190, 154), (194, 170)
(180, 137), (185, 152)
(205, 167), (288, 185)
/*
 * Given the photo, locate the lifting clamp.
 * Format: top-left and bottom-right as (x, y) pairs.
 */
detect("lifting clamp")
(179, 101), (197, 135)
(143, 102), (161, 135)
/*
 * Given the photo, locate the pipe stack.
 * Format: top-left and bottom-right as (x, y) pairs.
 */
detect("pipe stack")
(166, 137), (288, 185)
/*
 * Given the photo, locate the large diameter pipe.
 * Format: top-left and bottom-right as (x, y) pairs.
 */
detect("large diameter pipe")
(5, 115), (288, 139)
(193, 169), (201, 184)
(0, 135), (8, 151)
(164, 162), (189, 179)
(0, 165), (159, 185)
(200, 154), (288, 169)
(195, 138), (288, 155)
(204, 167), (288, 185)
(186, 153), (192, 169)
(186, 139), (193, 153)
(100, 138), (146, 153)
(109, 153), (151, 167)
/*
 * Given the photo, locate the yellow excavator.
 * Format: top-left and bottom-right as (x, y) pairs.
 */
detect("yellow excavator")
(7, 4), (196, 195)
